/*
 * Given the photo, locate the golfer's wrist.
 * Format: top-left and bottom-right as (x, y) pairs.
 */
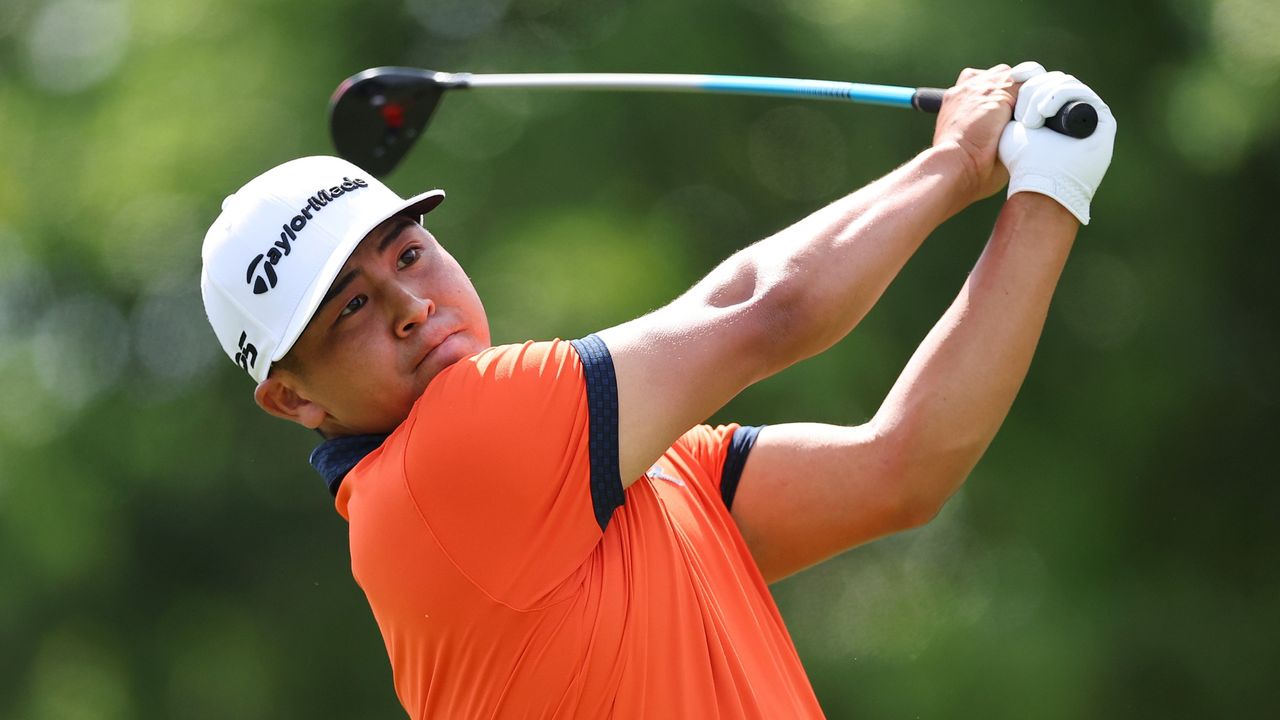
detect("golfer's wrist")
(917, 143), (983, 217)
(1004, 191), (1080, 228)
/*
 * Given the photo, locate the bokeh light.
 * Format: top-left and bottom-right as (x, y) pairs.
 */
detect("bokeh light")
(1212, 0), (1280, 85)
(24, 0), (130, 94)
(1058, 250), (1146, 349)
(406, 0), (513, 39)
(131, 284), (220, 390)
(1163, 62), (1258, 173)
(31, 294), (131, 412)
(20, 624), (133, 720)
(423, 88), (532, 162)
(748, 105), (849, 200)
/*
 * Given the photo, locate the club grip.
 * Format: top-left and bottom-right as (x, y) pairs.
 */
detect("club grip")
(911, 87), (1097, 139)
(911, 87), (946, 113)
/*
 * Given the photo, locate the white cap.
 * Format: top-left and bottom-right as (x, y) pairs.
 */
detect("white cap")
(200, 156), (445, 383)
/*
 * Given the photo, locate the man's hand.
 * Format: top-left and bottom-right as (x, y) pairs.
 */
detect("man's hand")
(999, 71), (1117, 224)
(932, 61), (1046, 205)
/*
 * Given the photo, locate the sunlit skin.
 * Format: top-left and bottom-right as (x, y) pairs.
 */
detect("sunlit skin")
(254, 215), (492, 436)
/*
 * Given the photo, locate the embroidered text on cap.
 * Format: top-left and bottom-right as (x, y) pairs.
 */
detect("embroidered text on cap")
(244, 177), (370, 295)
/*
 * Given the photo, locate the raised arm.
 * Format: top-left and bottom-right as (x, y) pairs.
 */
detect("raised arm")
(597, 64), (1027, 487)
(729, 69), (1117, 582)
(731, 193), (1079, 581)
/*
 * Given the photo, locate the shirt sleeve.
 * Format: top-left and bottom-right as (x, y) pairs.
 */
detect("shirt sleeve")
(674, 423), (765, 511)
(400, 338), (622, 608)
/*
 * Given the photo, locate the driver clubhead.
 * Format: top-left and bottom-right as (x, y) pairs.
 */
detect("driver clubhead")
(328, 67), (449, 178)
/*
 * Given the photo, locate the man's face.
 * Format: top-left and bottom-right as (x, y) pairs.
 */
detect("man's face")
(270, 215), (491, 436)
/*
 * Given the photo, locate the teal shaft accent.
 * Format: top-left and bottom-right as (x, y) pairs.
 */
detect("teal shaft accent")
(699, 75), (916, 107)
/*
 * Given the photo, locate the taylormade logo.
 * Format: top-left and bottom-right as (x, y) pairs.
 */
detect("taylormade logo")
(244, 176), (370, 295)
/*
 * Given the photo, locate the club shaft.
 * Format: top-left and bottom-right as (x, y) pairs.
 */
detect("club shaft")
(444, 72), (917, 109)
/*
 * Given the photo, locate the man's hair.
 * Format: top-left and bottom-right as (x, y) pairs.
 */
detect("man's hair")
(270, 350), (304, 378)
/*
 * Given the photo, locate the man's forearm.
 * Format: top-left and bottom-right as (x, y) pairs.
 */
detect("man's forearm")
(873, 192), (1078, 515)
(683, 145), (974, 372)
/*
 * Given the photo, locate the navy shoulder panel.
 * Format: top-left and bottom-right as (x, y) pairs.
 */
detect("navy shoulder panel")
(721, 425), (764, 511)
(570, 335), (625, 531)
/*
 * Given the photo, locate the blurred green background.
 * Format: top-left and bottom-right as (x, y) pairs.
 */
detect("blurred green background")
(1, 0), (1277, 717)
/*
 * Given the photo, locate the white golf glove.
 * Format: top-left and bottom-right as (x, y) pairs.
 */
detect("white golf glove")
(998, 67), (1117, 225)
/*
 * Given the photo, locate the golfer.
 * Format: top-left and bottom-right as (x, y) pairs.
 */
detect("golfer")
(201, 62), (1114, 718)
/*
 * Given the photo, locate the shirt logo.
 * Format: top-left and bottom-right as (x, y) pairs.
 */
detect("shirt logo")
(245, 176), (369, 295)
(646, 464), (684, 487)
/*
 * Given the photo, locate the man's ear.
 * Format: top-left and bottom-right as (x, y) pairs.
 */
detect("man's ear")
(254, 375), (328, 429)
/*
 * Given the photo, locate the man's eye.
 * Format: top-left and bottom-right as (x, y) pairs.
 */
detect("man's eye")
(340, 295), (366, 318)
(397, 247), (421, 270)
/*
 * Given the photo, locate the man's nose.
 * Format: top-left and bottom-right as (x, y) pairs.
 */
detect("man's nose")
(392, 287), (435, 338)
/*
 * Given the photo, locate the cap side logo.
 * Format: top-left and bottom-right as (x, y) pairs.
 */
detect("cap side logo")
(235, 331), (259, 372)
(244, 177), (369, 295)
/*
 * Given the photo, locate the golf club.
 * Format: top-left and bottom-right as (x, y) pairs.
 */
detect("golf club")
(329, 67), (1099, 177)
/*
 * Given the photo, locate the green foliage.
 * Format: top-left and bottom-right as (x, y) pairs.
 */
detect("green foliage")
(1, 0), (1277, 716)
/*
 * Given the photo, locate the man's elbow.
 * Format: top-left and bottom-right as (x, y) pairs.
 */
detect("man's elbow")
(693, 255), (815, 378)
(879, 421), (985, 530)
(897, 487), (950, 530)
(747, 258), (841, 371)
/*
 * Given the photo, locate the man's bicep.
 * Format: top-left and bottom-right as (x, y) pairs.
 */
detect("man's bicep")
(729, 422), (922, 583)
(596, 297), (773, 489)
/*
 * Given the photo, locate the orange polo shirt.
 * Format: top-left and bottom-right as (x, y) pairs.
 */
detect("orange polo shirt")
(328, 336), (823, 719)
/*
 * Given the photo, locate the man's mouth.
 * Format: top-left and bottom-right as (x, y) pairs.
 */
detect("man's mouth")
(416, 329), (461, 370)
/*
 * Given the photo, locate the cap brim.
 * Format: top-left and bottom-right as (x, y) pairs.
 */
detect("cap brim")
(270, 188), (446, 366)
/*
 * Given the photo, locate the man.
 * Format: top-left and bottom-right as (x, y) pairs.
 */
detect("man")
(200, 62), (1115, 718)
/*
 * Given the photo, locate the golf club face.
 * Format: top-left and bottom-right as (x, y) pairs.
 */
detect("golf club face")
(328, 67), (448, 177)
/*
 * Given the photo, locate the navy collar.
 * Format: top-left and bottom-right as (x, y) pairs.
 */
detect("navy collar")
(309, 434), (389, 496)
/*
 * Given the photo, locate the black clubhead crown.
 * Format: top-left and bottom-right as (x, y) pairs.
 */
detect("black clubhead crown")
(329, 67), (446, 178)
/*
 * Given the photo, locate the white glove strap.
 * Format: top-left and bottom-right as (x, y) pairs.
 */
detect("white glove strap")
(1008, 168), (1093, 225)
